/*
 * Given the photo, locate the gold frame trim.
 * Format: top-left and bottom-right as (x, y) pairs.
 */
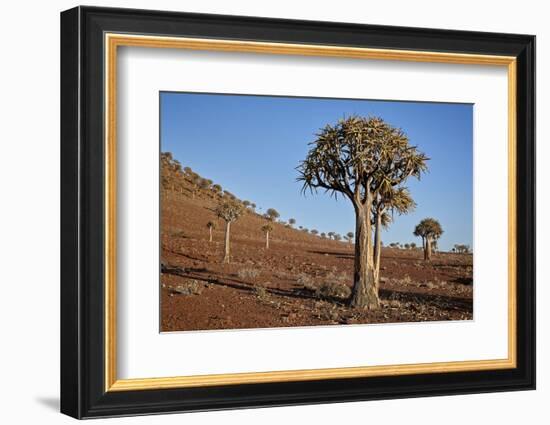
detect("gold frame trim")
(104, 33), (517, 392)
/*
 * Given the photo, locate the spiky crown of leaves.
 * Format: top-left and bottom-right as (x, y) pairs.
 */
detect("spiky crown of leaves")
(215, 199), (244, 222)
(414, 218), (444, 238)
(261, 223), (273, 232)
(265, 208), (280, 221)
(297, 115), (428, 203)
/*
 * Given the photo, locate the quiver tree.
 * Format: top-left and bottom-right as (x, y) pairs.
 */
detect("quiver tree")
(160, 152), (183, 191)
(215, 199), (244, 263)
(188, 172), (200, 198)
(372, 187), (415, 286)
(223, 190), (236, 200)
(211, 184), (222, 196)
(198, 178), (212, 193)
(206, 221), (216, 243)
(160, 154), (173, 191)
(288, 218), (296, 227)
(298, 116), (428, 309)
(346, 232), (354, 245)
(261, 223), (273, 249)
(265, 208), (280, 222)
(414, 218), (443, 261)
(454, 244), (470, 254)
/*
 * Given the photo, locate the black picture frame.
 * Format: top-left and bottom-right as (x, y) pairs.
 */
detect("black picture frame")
(61, 5), (535, 419)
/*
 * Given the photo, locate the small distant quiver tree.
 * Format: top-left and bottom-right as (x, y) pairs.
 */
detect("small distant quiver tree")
(215, 199), (245, 263)
(188, 172), (200, 199)
(212, 183), (222, 195)
(454, 243), (470, 254)
(261, 223), (273, 249)
(346, 232), (354, 245)
(265, 208), (280, 222)
(206, 220), (216, 243)
(298, 116), (428, 309)
(372, 188), (415, 285)
(414, 218), (443, 261)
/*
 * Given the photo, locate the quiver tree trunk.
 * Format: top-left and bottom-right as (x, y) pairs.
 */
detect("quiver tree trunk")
(350, 205), (380, 309)
(373, 211), (382, 290)
(222, 221), (231, 263)
(424, 235), (432, 261)
(209, 227), (213, 243)
(265, 231), (270, 249)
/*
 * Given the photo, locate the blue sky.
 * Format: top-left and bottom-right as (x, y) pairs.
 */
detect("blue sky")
(160, 92), (473, 251)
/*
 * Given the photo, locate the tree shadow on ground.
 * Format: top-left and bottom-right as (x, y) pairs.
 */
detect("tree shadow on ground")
(379, 254), (424, 263)
(451, 276), (473, 285)
(162, 263), (332, 302)
(166, 249), (209, 263)
(379, 287), (473, 313)
(307, 250), (354, 259)
(430, 261), (472, 269)
(162, 262), (472, 313)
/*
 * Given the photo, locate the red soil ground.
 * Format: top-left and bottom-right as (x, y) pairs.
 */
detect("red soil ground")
(160, 188), (473, 332)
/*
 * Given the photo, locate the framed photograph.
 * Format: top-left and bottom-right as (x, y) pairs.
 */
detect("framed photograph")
(60, 6), (535, 419)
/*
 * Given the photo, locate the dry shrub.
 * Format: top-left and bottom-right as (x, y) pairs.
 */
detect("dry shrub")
(274, 270), (292, 280)
(316, 281), (351, 300)
(297, 273), (316, 291)
(300, 272), (351, 301)
(315, 302), (340, 322)
(237, 267), (260, 281)
(399, 274), (412, 285)
(254, 282), (270, 301)
(170, 229), (186, 238)
(172, 279), (203, 296)
(388, 299), (402, 308)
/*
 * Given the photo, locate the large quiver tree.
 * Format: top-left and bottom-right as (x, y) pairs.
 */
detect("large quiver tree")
(297, 116), (428, 310)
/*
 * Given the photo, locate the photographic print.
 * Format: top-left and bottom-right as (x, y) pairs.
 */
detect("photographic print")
(160, 92), (473, 332)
